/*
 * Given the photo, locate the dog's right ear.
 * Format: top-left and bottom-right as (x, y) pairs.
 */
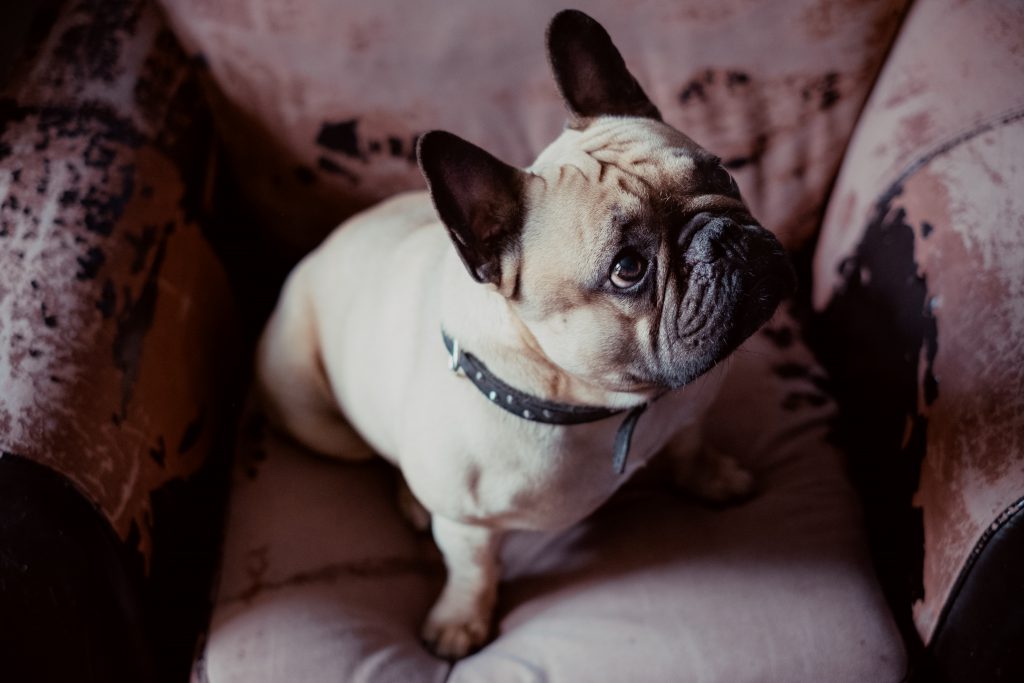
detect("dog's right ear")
(417, 130), (525, 288)
(547, 9), (661, 122)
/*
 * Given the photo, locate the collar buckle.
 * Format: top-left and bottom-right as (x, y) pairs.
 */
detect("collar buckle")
(447, 337), (462, 374)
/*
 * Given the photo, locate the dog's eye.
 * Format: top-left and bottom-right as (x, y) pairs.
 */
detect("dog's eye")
(712, 165), (739, 194)
(610, 249), (648, 288)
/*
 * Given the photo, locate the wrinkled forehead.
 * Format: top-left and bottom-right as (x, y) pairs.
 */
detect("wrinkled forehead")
(524, 117), (726, 229)
(528, 117), (714, 183)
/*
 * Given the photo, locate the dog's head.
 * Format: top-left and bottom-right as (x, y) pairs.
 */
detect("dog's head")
(419, 9), (794, 395)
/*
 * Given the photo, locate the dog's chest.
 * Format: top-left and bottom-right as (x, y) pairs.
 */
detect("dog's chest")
(405, 386), (710, 531)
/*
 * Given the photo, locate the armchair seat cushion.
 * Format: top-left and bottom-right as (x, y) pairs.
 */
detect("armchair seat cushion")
(197, 311), (905, 683)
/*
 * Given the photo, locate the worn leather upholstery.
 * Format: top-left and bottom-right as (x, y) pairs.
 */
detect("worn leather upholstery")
(812, 0), (1024, 669)
(0, 0), (233, 561)
(0, 0), (235, 679)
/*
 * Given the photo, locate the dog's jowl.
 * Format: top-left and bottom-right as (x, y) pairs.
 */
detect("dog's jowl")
(256, 9), (794, 659)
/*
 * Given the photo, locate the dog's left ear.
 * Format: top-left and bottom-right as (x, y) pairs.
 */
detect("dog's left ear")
(417, 130), (525, 289)
(546, 9), (661, 122)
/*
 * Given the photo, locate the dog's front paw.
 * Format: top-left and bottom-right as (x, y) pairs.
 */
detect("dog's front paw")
(421, 605), (490, 659)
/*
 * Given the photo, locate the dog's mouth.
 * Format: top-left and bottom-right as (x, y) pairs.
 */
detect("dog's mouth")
(647, 215), (794, 389)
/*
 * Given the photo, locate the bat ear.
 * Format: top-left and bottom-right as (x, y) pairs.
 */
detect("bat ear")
(546, 9), (661, 122)
(417, 130), (525, 287)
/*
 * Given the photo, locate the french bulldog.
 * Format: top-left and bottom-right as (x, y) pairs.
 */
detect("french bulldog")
(256, 9), (794, 659)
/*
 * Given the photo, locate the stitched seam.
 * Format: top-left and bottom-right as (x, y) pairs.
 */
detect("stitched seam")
(875, 105), (1024, 205)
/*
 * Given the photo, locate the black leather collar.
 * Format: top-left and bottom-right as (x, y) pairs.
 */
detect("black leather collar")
(443, 331), (647, 474)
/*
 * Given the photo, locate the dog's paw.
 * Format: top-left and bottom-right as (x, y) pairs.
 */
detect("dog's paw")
(421, 609), (490, 660)
(675, 448), (755, 504)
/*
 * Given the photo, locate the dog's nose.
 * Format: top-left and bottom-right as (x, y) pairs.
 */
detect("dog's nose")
(684, 216), (731, 264)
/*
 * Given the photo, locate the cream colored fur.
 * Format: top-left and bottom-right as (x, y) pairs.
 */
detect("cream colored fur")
(256, 121), (757, 659)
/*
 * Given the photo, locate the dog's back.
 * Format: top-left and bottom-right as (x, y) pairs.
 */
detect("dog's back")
(256, 191), (445, 460)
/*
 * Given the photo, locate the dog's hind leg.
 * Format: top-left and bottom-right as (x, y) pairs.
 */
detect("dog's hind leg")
(255, 273), (375, 461)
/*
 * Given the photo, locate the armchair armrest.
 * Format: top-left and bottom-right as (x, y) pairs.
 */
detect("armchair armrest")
(810, 1), (1024, 679)
(0, 0), (236, 679)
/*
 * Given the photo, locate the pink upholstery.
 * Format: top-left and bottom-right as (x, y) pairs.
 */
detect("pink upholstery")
(151, 1), (916, 679)
(812, 0), (1024, 643)
(159, 0), (909, 259)
(198, 311), (905, 682)
(3, 0), (1021, 677)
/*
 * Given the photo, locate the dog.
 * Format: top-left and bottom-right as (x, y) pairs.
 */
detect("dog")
(255, 9), (795, 659)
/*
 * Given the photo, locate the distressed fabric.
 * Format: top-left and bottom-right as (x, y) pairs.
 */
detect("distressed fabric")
(0, 0), (234, 558)
(811, 0), (1024, 644)
(198, 310), (906, 683)
(157, 0), (909, 261)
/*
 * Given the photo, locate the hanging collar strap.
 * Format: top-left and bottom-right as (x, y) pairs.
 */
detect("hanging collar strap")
(443, 331), (647, 474)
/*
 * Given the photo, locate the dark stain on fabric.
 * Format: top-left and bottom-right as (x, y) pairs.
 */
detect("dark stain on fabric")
(0, 101), (145, 244)
(810, 177), (940, 651)
(174, 107), (213, 226)
(112, 226), (169, 418)
(802, 72), (841, 111)
(83, 137), (116, 168)
(761, 324), (794, 348)
(2, 99), (144, 153)
(133, 29), (187, 128)
(75, 245), (106, 280)
(81, 164), (136, 236)
(97, 278), (117, 318)
(679, 69), (751, 105)
(41, 303), (58, 328)
(177, 410), (205, 454)
(316, 155), (359, 184)
(679, 70), (715, 104)
(316, 119), (365, 161)
(723, 133), (768, 170)
(726, 71), (751, 89)
(51, 0), (142, 85)
(126, 224), (159, 273)
(388, 136), (404, 157)
(293, 165), (316, 186)
(149, 435), (167, 466)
